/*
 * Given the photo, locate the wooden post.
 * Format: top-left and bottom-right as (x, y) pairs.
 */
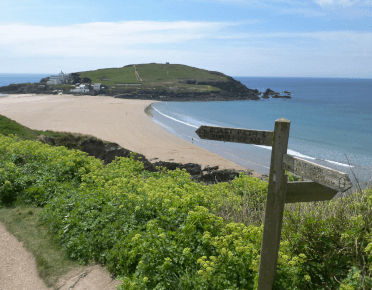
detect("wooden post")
(257, 118), (290, 290)
(195, 119), (352, 289)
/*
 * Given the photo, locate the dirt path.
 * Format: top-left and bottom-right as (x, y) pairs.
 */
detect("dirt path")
(0, 221), (122, 290)
(133, 65), (142, 82)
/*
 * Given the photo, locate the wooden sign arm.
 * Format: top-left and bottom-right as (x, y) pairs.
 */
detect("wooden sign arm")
(285, 181), (338, 203)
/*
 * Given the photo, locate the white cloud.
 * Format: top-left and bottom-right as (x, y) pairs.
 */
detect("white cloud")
(314, 0), (360, 7)
(0, 21), (371, 77)
(0, 21), (224, 44)
(315, 0), (335, 5)
(201, 0), (371, 16)
(191, 0), (307, 5)
(2, 22), (371, 59)
(277, 7), (327, 16)
(0, 21), (240, 57)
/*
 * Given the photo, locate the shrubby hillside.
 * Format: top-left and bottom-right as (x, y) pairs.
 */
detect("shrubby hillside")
(0, 129), (372, 289)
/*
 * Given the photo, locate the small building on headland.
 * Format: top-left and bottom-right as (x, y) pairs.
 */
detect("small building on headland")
(47, 71), (72, 85)
(71, 84), (89, 93)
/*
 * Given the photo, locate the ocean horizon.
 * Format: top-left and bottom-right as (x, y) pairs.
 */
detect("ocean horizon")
(1, 74), (371, 195)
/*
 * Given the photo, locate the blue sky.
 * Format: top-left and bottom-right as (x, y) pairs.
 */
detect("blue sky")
(0, 0), (371, 78)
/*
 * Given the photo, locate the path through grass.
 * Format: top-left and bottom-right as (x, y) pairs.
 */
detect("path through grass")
(0, 204), (100, 288)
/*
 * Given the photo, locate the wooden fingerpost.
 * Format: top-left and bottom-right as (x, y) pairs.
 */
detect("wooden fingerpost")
(257, 118), (290, 290)
(195, 118), (353, 289)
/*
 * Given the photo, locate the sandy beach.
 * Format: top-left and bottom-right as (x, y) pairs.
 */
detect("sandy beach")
(0, 93), (261, 289)
(0, 94), (263, 178)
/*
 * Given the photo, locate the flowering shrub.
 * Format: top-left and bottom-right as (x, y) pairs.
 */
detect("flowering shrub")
(0, 134), (102, 207)
(36, 154), (309, 289)
(1, 133), (371, 289)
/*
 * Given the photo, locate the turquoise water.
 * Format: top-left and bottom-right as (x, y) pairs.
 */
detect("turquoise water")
(150, 77), (372, 192)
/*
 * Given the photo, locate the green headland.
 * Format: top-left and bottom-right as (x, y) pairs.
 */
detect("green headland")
(0, 63), (291, 100)
(76, 63), (227, 87)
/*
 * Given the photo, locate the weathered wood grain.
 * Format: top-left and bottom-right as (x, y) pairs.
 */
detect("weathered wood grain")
(258, 118), (290, 290)
(285, 181), (338, 203)
(195, 125), (274, 146)
(194, 120), (353, 290)
(282, 154), (352, 192)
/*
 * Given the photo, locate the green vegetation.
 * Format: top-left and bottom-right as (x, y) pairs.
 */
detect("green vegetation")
(0, 116), (372, 289)
(77, 66), (140, 86)
(135, 63), (227, 83)
(0, 115), (40, 140)
(75, 63), (224, 92)
(52, 84), (76, 91)
(0, 114), (97, 149)
(207, 85), (220, 91)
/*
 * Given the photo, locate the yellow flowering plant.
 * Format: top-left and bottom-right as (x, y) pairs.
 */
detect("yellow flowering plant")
(1, 133), (371, 289)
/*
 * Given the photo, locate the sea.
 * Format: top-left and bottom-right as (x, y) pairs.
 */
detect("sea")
(1, 74), (371, 195)
(149, 77), (372, 195)
(0, 73), (51, 89)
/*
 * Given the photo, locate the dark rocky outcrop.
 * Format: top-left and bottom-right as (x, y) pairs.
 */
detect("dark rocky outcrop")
(261, 88), (291, 99)
(114, 90), (261, 102)
(151, 161), (260, 184)
(0, 83), (34, 94)
(38, 135), (266, 184)
(37, 135), (56, 145)
(262, 88), (278, 99)
(152, 161), (202, 175)
(192, 169), (242, 184)
(203, 165), (219, 172)
(77, 137), (157, 172)
(179, 77), (260, 96)
(271, 94), (291, 99)
(0, 83), (59, 94)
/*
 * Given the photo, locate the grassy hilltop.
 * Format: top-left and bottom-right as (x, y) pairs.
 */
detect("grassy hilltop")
(76, 63), (227, 91)
(0, 63), (263, 100)
(72, 63), (261, 101)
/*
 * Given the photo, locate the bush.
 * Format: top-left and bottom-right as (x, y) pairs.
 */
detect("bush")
(1, 133), (371, 289)
(0, 134), (102, 207)
(37, 156), (307, 289)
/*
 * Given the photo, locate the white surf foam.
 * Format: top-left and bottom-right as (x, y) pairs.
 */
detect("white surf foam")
(321, 158), (354, 168)
(152, 106), (199, 128)
(151, 105), (354, 169)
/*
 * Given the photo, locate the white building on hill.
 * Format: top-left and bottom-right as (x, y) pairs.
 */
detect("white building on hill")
(47, 71), (71, 85)
(71, 84), (89, 93)
(93, 83), (101, 91)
